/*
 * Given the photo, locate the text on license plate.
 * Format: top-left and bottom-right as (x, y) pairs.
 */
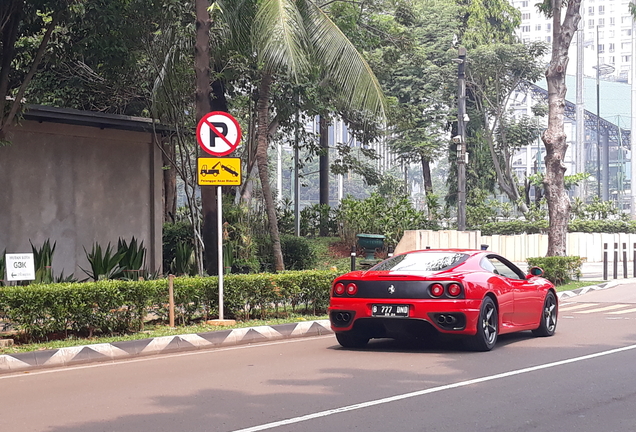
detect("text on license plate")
(372, 304), (409, 317)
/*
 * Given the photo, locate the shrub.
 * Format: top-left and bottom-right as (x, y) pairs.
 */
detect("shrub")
(163, 221), (194, 272)
(280, 235), (317, 270)
(526, 256), (583, 286)
(0, 270), (340, 340)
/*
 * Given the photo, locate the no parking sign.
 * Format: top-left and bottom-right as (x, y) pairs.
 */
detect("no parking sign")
(196, 111), (241, 156)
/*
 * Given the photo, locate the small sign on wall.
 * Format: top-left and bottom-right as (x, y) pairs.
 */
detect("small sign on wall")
(5, 253), (36, 281)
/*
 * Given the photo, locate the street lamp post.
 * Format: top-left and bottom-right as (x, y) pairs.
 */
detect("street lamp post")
(456, 47), (467, 231)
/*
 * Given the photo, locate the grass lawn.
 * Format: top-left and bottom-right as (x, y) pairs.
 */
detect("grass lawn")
(556, 280), (605, 292)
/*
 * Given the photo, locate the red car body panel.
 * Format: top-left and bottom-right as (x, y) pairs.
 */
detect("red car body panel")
(328, 249), (556, 341)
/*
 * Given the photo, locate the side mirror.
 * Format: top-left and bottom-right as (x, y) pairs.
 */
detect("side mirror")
(527, 266), (545, 278)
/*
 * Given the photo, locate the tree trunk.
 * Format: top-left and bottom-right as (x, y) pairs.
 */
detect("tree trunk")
(195, 0), (218, 274)
(0, 2), (24, 140)
(162, 137), (177, 222)
(542, 0), (581, 256)
(420, 154), (433, 195)
(319, 115), (329, 236)
(256, 73), (285, 271)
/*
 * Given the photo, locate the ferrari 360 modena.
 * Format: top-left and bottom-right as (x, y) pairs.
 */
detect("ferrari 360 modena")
(328, 249), (558, 351)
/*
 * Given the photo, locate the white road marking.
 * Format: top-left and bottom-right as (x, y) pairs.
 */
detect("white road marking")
(575, 304), (631, 314)
(0, 335), (334, 380)
(231, 344), (636, 432)
(558, 303), (599, 312)
(606, 307), (636, 315)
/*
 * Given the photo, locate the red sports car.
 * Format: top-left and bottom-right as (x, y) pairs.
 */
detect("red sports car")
(329, 249), (557, 351)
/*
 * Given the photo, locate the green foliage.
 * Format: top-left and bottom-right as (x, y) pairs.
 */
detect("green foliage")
(277, 198), (296, 235)
(0, 249), (5, 287)
(336, 193), (438, 246)
(81, 242), (124, 281)
(223, 203), (266, 273)
(466, 189), (499, 227)
(573, 197), (623, 221)
(170, 242), (196, 276)
(0, 280), (158, 339)
(479, 220), (549, 236)
(0, 270), (339, 340)
(300, 204), (338, 237)
(478, 219), (636, 235)
(162, 221), (193, 273)
(526, 256), (583, 286)
(568, 220), (636, 234)
(117, 237), (146, 280)
(280, 235), (317, 270)
(28, 239), (56, 284)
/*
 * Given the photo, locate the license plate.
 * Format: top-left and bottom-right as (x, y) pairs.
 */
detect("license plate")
(372, 304), (409, 317)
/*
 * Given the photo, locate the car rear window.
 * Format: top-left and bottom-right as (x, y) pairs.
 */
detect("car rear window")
(370, 252), (468, 272)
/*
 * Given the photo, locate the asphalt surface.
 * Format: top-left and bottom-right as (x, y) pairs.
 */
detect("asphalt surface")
(3, 281), (636, 432)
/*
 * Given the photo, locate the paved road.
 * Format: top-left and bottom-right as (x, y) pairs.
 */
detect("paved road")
(3, 283), (636, 432)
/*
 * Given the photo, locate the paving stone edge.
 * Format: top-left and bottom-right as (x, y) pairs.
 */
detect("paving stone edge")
(0, 319), (333, 375)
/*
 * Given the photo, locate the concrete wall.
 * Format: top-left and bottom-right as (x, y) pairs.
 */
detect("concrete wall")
(395, 230), (636, 263)
(0, 116), (163, 279)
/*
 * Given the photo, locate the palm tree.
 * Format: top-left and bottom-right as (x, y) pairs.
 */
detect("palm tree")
(215, 0), (386, 270)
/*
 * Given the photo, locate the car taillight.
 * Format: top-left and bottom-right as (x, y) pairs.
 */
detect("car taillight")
(346, 283), (358, 295)
(447, 283), (462, 297)
(430, 283), (444, 297)
(334, 283), (345, 296)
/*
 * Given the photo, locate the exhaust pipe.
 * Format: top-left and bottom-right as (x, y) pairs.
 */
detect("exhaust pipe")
(436, 314), (458, 326)
(336, 312), (351, 322)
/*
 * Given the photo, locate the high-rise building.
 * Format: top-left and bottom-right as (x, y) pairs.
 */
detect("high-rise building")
(512, 0), (634, 82)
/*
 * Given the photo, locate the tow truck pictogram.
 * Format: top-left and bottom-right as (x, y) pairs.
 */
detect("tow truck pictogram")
(200, 162), (221, 177)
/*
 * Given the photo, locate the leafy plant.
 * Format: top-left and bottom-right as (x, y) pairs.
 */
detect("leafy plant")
(526, 256), (583, 286)
(117, 237), (146, 280)
(0, 249), (5, 287)
(162, 221), (193, 273)
(336, 194), (435, 246)
(81, 243), (125, 281)
(170, 241), (196, 276)
(280, 235), (317, 270)
(30, 239), (56, 284)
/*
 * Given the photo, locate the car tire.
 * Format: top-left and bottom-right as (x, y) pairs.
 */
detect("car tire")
(532, 291), (557, 337)
(466, 296), (498, 352)
(335, 332), (369, 348)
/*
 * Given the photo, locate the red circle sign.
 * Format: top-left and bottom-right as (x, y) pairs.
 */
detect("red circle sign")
(196, 111), (242, 156)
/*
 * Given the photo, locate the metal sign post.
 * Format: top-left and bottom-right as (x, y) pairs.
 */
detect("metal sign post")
(196, 111), (242, 323)
(217, 185), (224, 320)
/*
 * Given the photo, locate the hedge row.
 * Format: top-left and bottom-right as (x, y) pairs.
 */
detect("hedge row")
(479, 220), (636, 236)
(526, 256), (584, 286)
(0, 270), (339, 340)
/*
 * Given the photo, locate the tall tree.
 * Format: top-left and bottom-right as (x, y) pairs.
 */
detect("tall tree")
(0, 0), (73, 140)
(538, 0), (581, 256)
(195, 0), (220, 275)
(467, 42), (548, 213)
(211, 0), (386, 270)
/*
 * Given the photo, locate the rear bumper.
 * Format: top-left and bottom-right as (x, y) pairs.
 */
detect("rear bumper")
(329, 298), (482, 336)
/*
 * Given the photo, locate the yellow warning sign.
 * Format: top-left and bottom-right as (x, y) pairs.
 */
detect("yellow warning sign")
(198, 158), (242, 186)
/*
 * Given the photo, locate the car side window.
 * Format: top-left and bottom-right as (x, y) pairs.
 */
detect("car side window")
(485, 256), (525, 280)
(480, 257), (497, 274)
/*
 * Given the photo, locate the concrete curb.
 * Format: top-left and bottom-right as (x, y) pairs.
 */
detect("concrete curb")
(556, 278), (636, 300)
(0, 320), (333, 375)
